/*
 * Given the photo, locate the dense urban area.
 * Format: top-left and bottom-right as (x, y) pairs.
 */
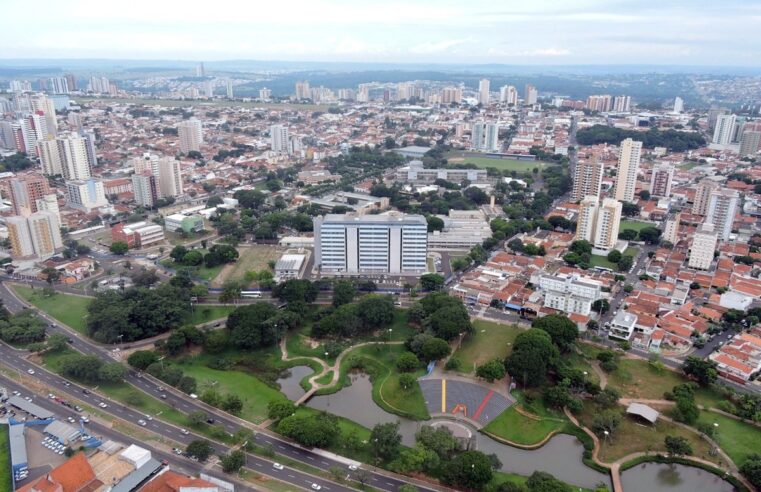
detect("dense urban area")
(1, 60), (761, 492)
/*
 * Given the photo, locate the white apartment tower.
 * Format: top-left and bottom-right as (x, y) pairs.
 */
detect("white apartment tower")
(295, 81), (311, 100)
(177, 119), (203, 154)
(471, 122), (499, 152)
(259, 88), (272, 101)
(499, 85), (518, 105)
(593, 198), (623, 250)
(57, 135), (91, 180)
(270, 125), (290, 154)
(7, 211), (62, 259)
(524, 85), (538, 105)
(706, 188), (739, 241)
(692, 178), (719, 215)
(712, 114), (737, 145)
(66, 179), (108, 211)
(575, 196), (599, 243)
(571, 158), (604, 201)
(613, 95), (631, 112)
(478, 79), (490, 105)
(132, 173), (159, 208)
(649, 164), (674, 198)
(314, 213), (427, 275)
(673, 97), (684, 114)
(663, 212), (681, 245)
(688, 223), (718, 270)
(37, 139), (62, 175)
(614, 138), (642, 202)
(157, 158), (183, 197)
(739, 131), (760, 157)
(539, 273), (602, 316)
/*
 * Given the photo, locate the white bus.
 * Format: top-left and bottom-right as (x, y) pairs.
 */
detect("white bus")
(241, 290), (263, 298)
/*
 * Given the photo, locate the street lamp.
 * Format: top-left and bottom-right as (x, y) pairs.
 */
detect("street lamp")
(603, 430), (609, 446)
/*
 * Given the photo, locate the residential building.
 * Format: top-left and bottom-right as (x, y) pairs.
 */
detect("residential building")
(58, 134), (91, 180)
(692, 178), (719, 215)
(295, 81), (311, 100)
(275, 253), (306, 280)
(571, 158), (603, 200)
(259, 87), (272, 101)
(7, 211), (62, 258)
(673, 96), (684, 114)
(270, 124), (291, 154)
(36, 138), (62, 175)
(395, 160), (487, 184)
(440, 86), (462, 104)
(613, 138), (642, 202)
(739, 130), (760, 157)
(688, 223), (718, 270)
(471, 122), (499, 152)
(610, 311), (638, 340)
(132, 172), (159, 207)
(157, 157), (183, 197)
(47, 76), (69, 94)
(706, 188), (739, 241)
(586, 95), (612, 112)
(478, 79), (490, 105)
(177, 119), (203, 154)
(613, 95), (631, 112)
(575, 196), (599, 243)
(499, 85), (518, 105)
(538, 273), (602, 316)
(709, 332), (761, 384)
(712, 114), (737, 145)
(66, 179), (108, 211)
(663, 212), (681, 244)
(524, 84), (538, 105)
(313, 212), (427, 275)
(593, 198), (623, 250)
(6, 216), (35, 257)
(36, 193), (60, 223)
(9, 175), (51, 216)
(649, 164), (674, 198)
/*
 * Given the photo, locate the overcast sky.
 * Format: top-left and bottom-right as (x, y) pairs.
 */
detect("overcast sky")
(2, 0), (760, 65)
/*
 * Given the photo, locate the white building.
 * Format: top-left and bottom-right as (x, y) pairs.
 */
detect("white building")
(275, 253), (306, 280)
(571, 158), (603, 201)
(472, 122), (499, 152)
(706, 188), (739, 241)
(7, 211), (62, 259)
(688, 223), (718, 270)
(178, 119), (203, 154)
(270, 124), (290, 154)
(499, 85), (518, 105)
(613, 95), (631, 112)
(673, 96), (684, 114)
(427, 210), (492, 249)
(712, 114), (737, 145)
(395, 160), (487, 184)
(649, 164), (674, 198)
(692, 178), (719, 216)
(157, 158), (183, 197)
(663, 212), (681, 244)
(538, 273), (602, 316)
(610, 311), (638, 340)
(575, 197), (622, 250)
(259, 87), (272, 101)
(314, 212), (427, 275)
(478, 79), (490, 105)
(524, 84), (538, 105)
(614, 138), (642, 203)
(132, 173), (158, 207)
(66, 179), (108, 211)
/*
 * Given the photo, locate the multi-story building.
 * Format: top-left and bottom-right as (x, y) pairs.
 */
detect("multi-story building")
(609, 311), (638, 340)
(177, 119), (203, 154)
(427, 210), (493, 249)
(613, 138), (642, 203)
(65, 179), (108, 211)
(575, 196), (598, 243)
(440, 87), (462, 104)
(649, 164), (674, 198)
(270, 124), (291, 154)
(586, 95), (612, 112)
(739, 130), (760, 157)
(499, 85), (518, 105)
(712, 114), (737, 145)
(313, 212), (427, 275)
(47, 76), (69, 94)
(673, 96), (684, 114)
(37, 139), (62, 175)
(131, 172), (159, 207)
(111, 221), (164, 248)
(663, 212), (681, 244)
(477, 79), (490, 105)
(295, 81), (311, 100)
(7, 211), (62, 258)
(692, 178), (719, 215)
(706, 188), (739, 241)
(688, 223), (718, 270)
(40, 134), (91, 180)
(9, 175), (51, 216)
(471, 122), (499, 152)
(6, 216), (35, 257)
(538, 273), (602, 316)
(593, 198), (623, 250)
(571, 158), (603, 200)
(524, 84), (538, 105)
(165, 213), (204, 233)
(259, 87), (272, 101)
(395, 160), (487, 184)
(157, 158), (183, 197)
(613, 95), (631, 112)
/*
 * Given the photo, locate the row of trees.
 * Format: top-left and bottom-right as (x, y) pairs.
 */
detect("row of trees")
(313, 295), (395, 338)
(169, 244), (239, 268)
(576, 125), (706, 151)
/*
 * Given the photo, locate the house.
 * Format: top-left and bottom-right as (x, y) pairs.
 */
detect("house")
(17, 453), (101, 492)
(610, 311), (638, 340)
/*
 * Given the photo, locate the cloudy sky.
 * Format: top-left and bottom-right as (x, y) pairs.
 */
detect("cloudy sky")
(2, 0), (760, 65)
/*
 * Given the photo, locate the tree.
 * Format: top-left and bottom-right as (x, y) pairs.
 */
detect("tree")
(525, 471), (572, 492)
(673, 394), (700, 424)
(370, 422), (402, 461)
(594, 388), (621, 409)
(396, 352), (420, 372)
(638, 227), (662, 244)
(607, 250), (622, 263)
(59, 354), (104, 382)
(98, 363), (125, 383)
(569, 240), (592, 255)
(41, 267), (61, 284)
(417, 336), (451, 361)
(204, 244), (239, 267)
(332, 281), (356, 307)
(416, 425), (460, 460)
(277, 413), (340, 448)
(398, 373), (417, 390)
(682, 356), (718, 386)
(420, 273), (444, 291)
(226, 303), (282, 349)
(664, 436), (693, 457)
(272, 279), (318, 303)
(618, 229), (638, 241)
(741, 454), (761, 490)
(592, 299), (610, 315)
(221, 394), (243, 414)
(188, 411), (207, 426)
(110, 241), (129, 255)
(170, 245), (189, 262)
(617, 255), (633, 272)
(220, 450), (246, 473)
(46, 333), (68, 352)
(505, 329), (559, 387)
(186, 440), (214, 462)
(508, 238), (524, 253)
(476, 359), (506, 382)
(267, 400), (296, 421)
(441, 450), (493, 489)
(183, 250), (204, 266)
(426, 216), (444, 232)
(531, 315), (578, 352)
(592, 409), (621, 437)
(356, 295), (395, 328)
(639, 190), (651, 200)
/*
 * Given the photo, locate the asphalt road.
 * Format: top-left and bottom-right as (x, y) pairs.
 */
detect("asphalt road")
(0, 282), (439, 492)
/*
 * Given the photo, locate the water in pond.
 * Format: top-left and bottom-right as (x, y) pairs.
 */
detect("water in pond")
(621, 463), (734, 492)
(306, 373), (611, 490)
(276, 365), (313, 400)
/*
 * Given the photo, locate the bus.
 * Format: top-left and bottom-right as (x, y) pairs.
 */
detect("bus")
(241, 290), (262, 298)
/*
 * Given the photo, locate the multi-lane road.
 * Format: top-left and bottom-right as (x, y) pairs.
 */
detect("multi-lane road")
(0, 282), (439, 492)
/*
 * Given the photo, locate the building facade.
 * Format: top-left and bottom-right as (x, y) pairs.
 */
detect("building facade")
(688, 223), (718, 270)
(66, 179), (108, 211)
(614, 138), (642, 203)
(571, 158), (603, 201)
(178, 119), (203, 154)
(706, 188), (739, 241)
(649, 164), (674, 198)
(692, 178), (719, 215)
(538, 273), (602, 316)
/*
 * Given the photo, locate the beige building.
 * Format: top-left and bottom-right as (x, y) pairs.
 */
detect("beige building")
(7, 211), (62, 258)
(614, 138), (642, 203)
(177, 119), (203, 154)
(692, 178), (719, 215)
(571, 158), (603, 201)
(157, 157), (183, 198)
(688, 223), (718, 270)
(663, 212), (681, 244)
(575, 196), (599, 243)
(575, 196), (622, 250)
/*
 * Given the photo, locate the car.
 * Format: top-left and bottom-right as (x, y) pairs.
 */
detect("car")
(157, 386), (165, 392)
(48, 393), (55, 399)
(173, 448), (183, 455)
(206, 418), (215, 424)
(81, 417), (90, 423)
(160, 394), (167, 399)
(273, 463), (284, 470)
(98, 402), (108, 408)
(74, 406), (82, 412)
(63, 381), (71, 387)
(24, 396), (32, 401)
(348, 465), (358, 471)
(311, 484), (322, 491)
(146, 415), (153, 421)
(67, 417), (76, 424)
(82, 389), (91, 395)
(138, 419), (147, 426)
(180, 429), (190, 435)
(161, 459), (169, 466)
(67, 338), (74, 344)
(12, 390), (20, 396)
(27, 369), (35, 375)
(189, 393), (198, 399)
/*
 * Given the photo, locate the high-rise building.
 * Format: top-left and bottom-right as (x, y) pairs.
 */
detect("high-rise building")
(524, 84), (538, 105)
(130, 152), (159, 176)
(9, 175), (51, 216)
(48, 77), (69, 94)
(471, 122), (499, 152)
(739, 130), (760, 157)
(56, 135), (91, 180)
(157, 158), (183, 197)
(477, 79), (490, 105)
(80, 129), (98, 169)
(397, 82), (414, 101)
(708, 108), (729, 131)
(6, 216), (35, 257)
(571, 158), (603, 201)
(692, 178), (719, 215)
(586, 95), (612, 112)
(440, 87), (462, 104)
(575, 196), (599, 244)
(663, 212), (681, 245)
(87, 76), (111, 93)
(65, 74), (77, 92)
(132, 172), (159, 207)
(196, 62), (205, 77)
(688, 223), (718, 270)
(7, 211), (62, 258)
(66, 179), (108, 211)
(270, 124), (290, 154)
(706, 188), (739, 241)
(593, 198), (623, 250)
(313, 212), (427, 275)
(357, 84), (370, 103)
(9, 80), (32, 92)
(499, 85), (518, 105)
(36, 193), (60, 223)
(226, 79), (234, 99)
(30, 94), (57, 135)
(613, 95), (631, 112)
(649, 164), (674, 198)
(259, 87), (271, 101)
(295, 81), (311, 100)
(37, 139), (63, 176)
(712, 114), (737, 145)
(204, 80), (214, 98)
(177, 119), (203, 154)
(613, 138), (642, 203)
(673, 96), (684, 114)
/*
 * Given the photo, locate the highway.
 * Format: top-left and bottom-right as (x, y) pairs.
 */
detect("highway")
(0, 282), (440, 492)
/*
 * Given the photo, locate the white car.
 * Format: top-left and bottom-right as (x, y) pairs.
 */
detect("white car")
(98, 402), (108, 408)
(48, 393), (55, 399)
(348, 464), (358, 471)
(180, 429), (190, 435)
(273, 463), (284, 470)
(138, 419), (147, 426)
(311, 484), (322, 491)
(67, 417), (76, 424)
(145, 415), (153, 421)
(27, 369), (35, 375)
(12, 391), (20, 396)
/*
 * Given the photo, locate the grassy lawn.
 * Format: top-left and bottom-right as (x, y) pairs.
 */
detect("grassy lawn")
(445, 152), (553, 173)
(0, 425), (10, 492)
(483, 406), (565, 446)
(589, 246), (639, 271)
(216, 245), (284, 286)
(489, 472), (595, 492)
(453, 320), (523, 374)
(699, 411), (761, 466)
(620, 220), (654, 233)
(187, 305), (235, 325)
(11, 285), (91, 334)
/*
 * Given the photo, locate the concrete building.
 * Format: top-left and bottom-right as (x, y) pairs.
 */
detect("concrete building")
(131, 172), (159, 207)
(649, 164), (674, 198)
(586, 95), (612, 112)
(393, 146), (430, 159)
(58, 134), (91, 180)
(712, 114), (737, 145)
(259, 87), (272, 101)
(663, 212), (681, 244)
(66, 179), (108, 211)
(706, 188), (739, 241)
(614, 138), (642, 203)
(111, 221), (164, 249)
(688, 223), (718, 270)
(314, 212), (427, 275)
(610, 311), (638, 340)
(499, 85), (518, 105)
(673, 96), (684, 114)
(478, 79), (490, 105)
(538, 273), (602, 316)
(395, 160), (487, 184)
(427, 210), (492, 249)
(177, 119), (203, 154)
(7, 211), (62, 258)
(613, 95), (631, 112)
(270, 124), (290, 154)
(571, 158), (603, 201)
(575, 196), (599, 244)
(275, 253), (306, 280)
(524, 84), (538, 105)
(9, 175), (51, 216)
(165, 213), (204, 233)
(471, 122), (499, 152)
(156, 157), (183, 197)
(739, 130), (760, 157)
(692, 178), (719, 215)
(441, 87), (462, 104)
(295, 81), (311, 100)
(593, 198), (623, 250)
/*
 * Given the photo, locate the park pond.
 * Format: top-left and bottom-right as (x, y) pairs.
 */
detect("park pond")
(300, 372), (612, 490)
(276, 365), (312, 400)
(621, 462), (734, 492)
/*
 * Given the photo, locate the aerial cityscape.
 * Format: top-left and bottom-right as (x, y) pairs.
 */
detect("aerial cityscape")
(1, 2), (761, 492)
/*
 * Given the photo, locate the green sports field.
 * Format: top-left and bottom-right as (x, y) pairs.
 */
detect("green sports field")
(445, 152), (553, 172)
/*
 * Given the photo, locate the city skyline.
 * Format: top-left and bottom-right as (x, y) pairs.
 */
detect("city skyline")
(1, 0), (761, 66)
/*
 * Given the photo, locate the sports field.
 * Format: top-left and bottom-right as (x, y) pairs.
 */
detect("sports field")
(445, 152), (552, 173)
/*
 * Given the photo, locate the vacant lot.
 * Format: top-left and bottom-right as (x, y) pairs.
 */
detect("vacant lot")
(620, 220), (654, 233)
(589, 246), (639, 271)
(453, 320), (524, 373)
(214, 245), (285, 287)
(445, 152), (552, 173)
(12, 285), (91, 334)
